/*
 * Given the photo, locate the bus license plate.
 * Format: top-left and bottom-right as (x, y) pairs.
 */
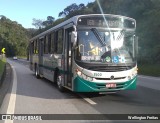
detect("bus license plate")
(106, 83), (116, 88)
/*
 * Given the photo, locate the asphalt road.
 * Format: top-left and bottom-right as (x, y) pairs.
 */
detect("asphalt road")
(0, 59), (160, 123)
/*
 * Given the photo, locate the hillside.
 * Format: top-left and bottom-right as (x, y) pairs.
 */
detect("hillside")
(0, 15), (29, 57)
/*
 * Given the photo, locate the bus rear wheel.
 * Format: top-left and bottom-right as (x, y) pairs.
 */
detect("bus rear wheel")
(57, 75), (64, 92)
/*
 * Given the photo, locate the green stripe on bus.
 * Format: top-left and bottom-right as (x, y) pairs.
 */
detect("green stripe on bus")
(73, 76), (137, 92)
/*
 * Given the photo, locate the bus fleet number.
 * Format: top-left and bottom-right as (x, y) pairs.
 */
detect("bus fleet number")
(94, 73), (102, 77)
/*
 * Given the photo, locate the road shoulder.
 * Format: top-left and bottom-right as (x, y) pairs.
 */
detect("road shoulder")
(138, 75), (160, 91)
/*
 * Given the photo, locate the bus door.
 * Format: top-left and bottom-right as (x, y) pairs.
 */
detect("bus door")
(64, 28), (73, 88)
(39, 37), (44, 75)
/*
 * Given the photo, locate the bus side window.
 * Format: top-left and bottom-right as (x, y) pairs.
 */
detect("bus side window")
(48, 34), (51, 53)
(45, 35), (48, 54)
(37, 39), (39, 54)
(31, 42), (34, 54)
(51, 32), (55, 53)
(44, 35), (49, 54)
(55, 31), (58, 53)
(34, 40), (37, 54)
(44, 36), (46, 53)
(35, 39), (38, 54)
(57, 29), (63, 54)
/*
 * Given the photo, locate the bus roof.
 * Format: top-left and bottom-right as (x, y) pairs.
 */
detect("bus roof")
(30, 14), (136, 41)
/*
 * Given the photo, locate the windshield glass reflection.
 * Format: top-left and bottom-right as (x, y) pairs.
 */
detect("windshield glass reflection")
(76, 29), (136, 64)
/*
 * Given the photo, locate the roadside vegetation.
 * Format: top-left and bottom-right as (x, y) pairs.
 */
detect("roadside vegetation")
(0, 16), (29, 57)
(0, 56), (6, 81)
(138, 64), (160, 77)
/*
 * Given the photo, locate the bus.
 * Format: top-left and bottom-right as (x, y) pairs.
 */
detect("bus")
(29, 14), (138, 92)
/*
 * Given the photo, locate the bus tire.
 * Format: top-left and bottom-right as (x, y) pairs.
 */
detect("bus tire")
(35, 65), (40, 79)
(57, 74), (64, 92)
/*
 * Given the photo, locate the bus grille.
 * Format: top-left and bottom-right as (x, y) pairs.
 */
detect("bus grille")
(88, 66), (132, 72)
(95, 77), (126, 80)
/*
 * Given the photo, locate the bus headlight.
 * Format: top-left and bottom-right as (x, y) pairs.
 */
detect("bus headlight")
(82, 74), (93, 81)
(76, 68), (93, 81)
(77, 71), (82, 76)
(76, 69), (82, 76)
(87, 76), (93, 81)
(131, 68), (138, 79)
(82, 74), (87, 79)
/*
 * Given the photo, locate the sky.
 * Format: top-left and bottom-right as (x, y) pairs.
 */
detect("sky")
(0, 0), (95, 28)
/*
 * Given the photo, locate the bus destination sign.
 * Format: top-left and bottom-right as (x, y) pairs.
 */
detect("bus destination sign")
(77, 16), (135, 29)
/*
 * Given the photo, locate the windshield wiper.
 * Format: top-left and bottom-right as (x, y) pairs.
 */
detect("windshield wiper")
(100, 29), (126, 59)
(116, 29), (126, 41)
(91, 28), (106, 46)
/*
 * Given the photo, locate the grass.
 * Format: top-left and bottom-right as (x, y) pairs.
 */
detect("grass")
(138, 64), (160, 77)
(0, 56), (6, 80)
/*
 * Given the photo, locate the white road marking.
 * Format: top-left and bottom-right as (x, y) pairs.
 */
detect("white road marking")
(79, 94), (97, 105)
(5, 65), (17, 123)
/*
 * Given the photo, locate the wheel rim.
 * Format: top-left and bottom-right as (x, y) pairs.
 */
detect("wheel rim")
(57, 76), (62, 88)
(35, 67), (38, 76)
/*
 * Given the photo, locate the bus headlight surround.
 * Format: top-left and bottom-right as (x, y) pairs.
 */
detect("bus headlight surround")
(77, 71), (82, 76)
(76, 69), (93, 81)
(82, 74), (93, 81)
(131, 69), (138, 79)
(76, 69), (82, 76)
(87, 76), (93, 81)
(82, 74), (87, 79)
(128, 76), (131, 80)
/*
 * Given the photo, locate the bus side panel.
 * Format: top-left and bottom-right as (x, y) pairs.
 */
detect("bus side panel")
(43, 54), (56, 82)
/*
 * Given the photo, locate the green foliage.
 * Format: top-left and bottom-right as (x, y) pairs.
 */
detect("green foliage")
(58, 3), (85, 17)
(0, 16), (29, 57)
(32, 16), (55, 29)
(31, 18), (66, 37)
(0, 56), (6, 80)
(32, 18), (44, 29)
(42, 16), (55, 27)
(138, 64), (160, 77)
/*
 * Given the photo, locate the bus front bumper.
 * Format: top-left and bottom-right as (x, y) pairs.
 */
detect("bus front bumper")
(73, 76), (137, 92)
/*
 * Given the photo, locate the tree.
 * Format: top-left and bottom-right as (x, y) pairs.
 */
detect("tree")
(42, 16), (55, 27)
(0, 15), (29, 57)
(58, 3), (85, 17)
(32, 18), (44, 29)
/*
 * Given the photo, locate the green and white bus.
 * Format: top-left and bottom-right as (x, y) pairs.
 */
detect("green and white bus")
(29, 14), (138, 92)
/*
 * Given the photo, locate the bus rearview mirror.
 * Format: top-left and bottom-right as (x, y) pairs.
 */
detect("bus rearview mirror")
(71, 31), (77, 47)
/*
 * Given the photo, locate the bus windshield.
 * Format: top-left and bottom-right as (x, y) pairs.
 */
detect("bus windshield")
(75, 29), (137, 64)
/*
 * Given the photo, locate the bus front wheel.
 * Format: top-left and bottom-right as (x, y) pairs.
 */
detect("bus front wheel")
(35, 65), (40, 79)
(57, 74), (64, 92)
